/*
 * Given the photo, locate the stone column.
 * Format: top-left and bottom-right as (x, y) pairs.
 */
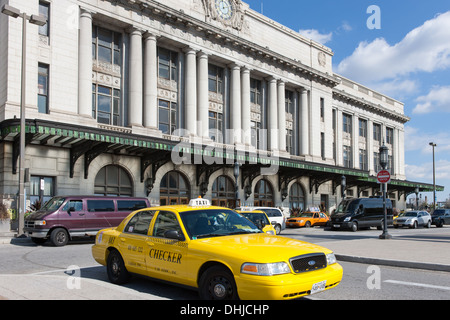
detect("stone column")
(197, 51), (209, 138)
(299, 88), (309, 156)
(230, 64), (241, 144)
(128, 28), (143, 127)
(143, 33), (158, 129)
(267, 77), (278, 151)
(184, 48), (197, 136)
(241, 67), (251, 145)
(353, 114), (359, 169)
(78, 8), (94, 118)
(277, 80), (286, 151)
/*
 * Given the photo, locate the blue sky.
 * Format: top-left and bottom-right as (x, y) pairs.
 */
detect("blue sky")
(244, 0), (450, 203)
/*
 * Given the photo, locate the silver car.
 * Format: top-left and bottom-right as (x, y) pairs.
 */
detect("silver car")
(394, 211), (432, 229)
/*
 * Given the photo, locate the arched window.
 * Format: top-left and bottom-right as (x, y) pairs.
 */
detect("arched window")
(254, 179), (274, 207)
(211, 175), (235, 208)
(290, 183), (305, 210)
(160, 171), (190, 205)
(94, 165), (133, 196)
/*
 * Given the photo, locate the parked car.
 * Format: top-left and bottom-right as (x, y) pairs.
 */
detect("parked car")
(394, 210), (431, 229)
(236, 206), (286, 234)
(329, 197), (393, 232)
(24, 196), (150, 246)
(287, 208), (329, 228)
(236, 210), (276, 235)
(431, 208), (450, 227)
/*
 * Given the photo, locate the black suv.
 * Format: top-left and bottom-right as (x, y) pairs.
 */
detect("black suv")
(431, 208), (450, 227)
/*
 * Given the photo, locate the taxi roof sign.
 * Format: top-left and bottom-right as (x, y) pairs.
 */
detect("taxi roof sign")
(189, 197), (211, 207)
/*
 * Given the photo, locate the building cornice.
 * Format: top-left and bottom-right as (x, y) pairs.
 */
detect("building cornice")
(333, 88), (410, 124)
(100, 0), (340, 88)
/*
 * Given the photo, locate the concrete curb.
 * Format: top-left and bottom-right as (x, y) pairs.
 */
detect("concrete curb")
(336, 254), (450, 273)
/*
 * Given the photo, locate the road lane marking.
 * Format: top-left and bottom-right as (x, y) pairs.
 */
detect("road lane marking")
(384, 280), (450, 291)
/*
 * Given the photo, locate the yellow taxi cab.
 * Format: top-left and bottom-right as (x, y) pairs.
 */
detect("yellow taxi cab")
(92, 198), (343, 300)
(287, 208), (329, 228)
(236, 210), (276, 235)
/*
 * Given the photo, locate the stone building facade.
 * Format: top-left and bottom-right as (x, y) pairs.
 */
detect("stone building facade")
(0, 0), (434, 213)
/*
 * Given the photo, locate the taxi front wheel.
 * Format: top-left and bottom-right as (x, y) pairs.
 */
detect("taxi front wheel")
(199, 266), (239, 300)
(107, 250), (130, 285)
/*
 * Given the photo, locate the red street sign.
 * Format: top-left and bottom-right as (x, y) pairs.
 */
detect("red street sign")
(377, 170), (391, 184)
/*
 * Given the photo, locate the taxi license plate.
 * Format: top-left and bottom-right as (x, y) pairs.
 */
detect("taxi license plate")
(311, 280), (327, 295)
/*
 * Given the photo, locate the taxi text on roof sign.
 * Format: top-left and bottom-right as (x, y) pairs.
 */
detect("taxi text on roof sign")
(91, 198), (343, 300)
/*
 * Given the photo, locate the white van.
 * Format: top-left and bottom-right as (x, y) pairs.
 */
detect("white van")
(236, 207), (286, 234)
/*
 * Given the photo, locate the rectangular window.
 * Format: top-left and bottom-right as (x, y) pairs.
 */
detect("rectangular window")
(158, 47), (178, 81)
(92, 84), (120, 125)
(359, 149), (367, 171)
(30, 176), (54, 206)
(359, 119), (367, 138)
(117, 200), (147, 211)
(286, 129), (293, 154)
(343, 114), (352, 134)
(251, 121), (261, 149)
(87, 200), (115, 212)
(374, 152), (381, 172)
(92, 26), (122, 66)
(209, 111), (223, 142)
(208, 65), (223, 94)
(320, 98), (325, 121)
(386, 127), (394, 145)
(158, 99), (177, 134)
(343, 146), (352, 168)
(285, 90), (294, 114)
(373, 123), (381, 142)
(38, 63), (49, 114)
(38, 1), (50, 38)
(250, 78), (261, 105)
(321, 132), (325, 160)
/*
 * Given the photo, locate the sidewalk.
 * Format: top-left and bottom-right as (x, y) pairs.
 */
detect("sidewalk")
(319, 230), (450, 272)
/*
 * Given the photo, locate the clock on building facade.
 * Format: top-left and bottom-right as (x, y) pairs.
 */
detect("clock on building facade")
(203, 0), (245, 30)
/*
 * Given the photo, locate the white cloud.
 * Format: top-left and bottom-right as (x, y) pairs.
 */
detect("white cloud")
(413, 85), (450, 114)
(405, 160), (450, 181)
(298, 29), (332, 44)
(336, 11), (450, 84)
(370, 79), (418, 99)
(405, 126), (450, 154)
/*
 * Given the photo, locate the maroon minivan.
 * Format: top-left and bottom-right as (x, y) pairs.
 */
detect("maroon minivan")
(24, 196), (150, 246)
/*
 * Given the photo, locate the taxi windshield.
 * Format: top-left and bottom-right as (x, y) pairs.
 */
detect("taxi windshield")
(180, 209), (262, 240)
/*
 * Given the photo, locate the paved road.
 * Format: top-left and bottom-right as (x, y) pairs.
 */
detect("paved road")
(0, 226), (449, 300)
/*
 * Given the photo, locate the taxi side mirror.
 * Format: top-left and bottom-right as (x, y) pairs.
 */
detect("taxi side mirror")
(164, 230), (185, 241)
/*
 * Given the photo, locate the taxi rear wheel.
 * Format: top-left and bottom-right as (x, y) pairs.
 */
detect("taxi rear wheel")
(107, 250), (130, 285)
(199, 266), (239, 300)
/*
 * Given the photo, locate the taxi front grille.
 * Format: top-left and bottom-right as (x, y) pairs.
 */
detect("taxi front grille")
(289, 253), (327, 274)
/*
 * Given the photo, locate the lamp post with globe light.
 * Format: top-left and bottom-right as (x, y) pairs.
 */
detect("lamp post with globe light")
(378, 141), (392, 239)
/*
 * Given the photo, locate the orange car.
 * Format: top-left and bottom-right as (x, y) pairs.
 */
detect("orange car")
(287, 210), (329, 228)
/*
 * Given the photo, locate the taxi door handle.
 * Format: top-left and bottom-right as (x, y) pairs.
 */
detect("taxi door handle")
(146, 241), (155, 247)
(120, 238), (126, 242)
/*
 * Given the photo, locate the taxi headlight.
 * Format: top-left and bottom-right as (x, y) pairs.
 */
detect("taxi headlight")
(265, 230), (275, 235)
(326, 253), (337, 265)
(241, 262), (290, 276)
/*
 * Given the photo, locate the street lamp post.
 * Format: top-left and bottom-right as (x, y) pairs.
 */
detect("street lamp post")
(234, 161), (240, 208)
(378, 141), (392, 240)
(1, 4), (46, 236)
(415, 187), (419, 210)
(429, 142), (437, 212)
